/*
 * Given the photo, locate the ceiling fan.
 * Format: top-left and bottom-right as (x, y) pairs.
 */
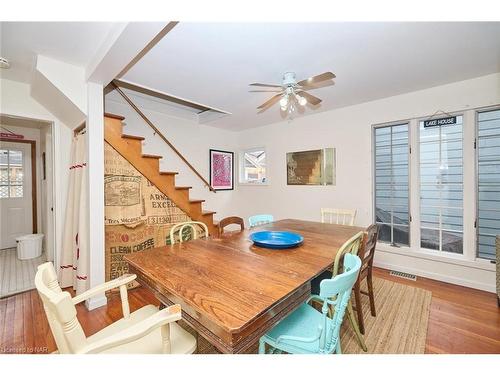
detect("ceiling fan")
(250, 71), (336, 113)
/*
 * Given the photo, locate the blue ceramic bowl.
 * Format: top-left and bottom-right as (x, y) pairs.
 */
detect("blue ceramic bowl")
(249, 231), (304, 249)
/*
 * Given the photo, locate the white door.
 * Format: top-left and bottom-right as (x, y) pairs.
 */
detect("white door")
(0, 142), (33, 249)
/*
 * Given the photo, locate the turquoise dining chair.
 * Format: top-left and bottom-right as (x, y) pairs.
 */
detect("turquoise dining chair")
(248, 214), (274, 228)
(259, 253), (362, 354)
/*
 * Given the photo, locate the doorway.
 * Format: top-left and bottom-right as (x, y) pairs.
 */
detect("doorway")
(0, 141), (37, 248)
(0, 115), (54, 298)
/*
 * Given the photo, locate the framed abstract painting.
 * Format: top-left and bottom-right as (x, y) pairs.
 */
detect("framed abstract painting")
(209, 149), (234, 191)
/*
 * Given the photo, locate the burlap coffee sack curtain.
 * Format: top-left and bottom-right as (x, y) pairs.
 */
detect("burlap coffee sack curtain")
(104, 143), (193, 287)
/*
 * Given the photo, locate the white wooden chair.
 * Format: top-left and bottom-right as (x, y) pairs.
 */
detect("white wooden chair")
(35, 262), (197, 354)
(169, 221), (209, 244)
(320, 208), (357, 226)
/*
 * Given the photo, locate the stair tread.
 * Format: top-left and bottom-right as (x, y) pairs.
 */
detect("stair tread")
(175, 186), (192, 190)
(189, 199), (205, 203)
(160, 171), (178, 175)
(122, 134), (145, 141)
(104, 112), (125, 120)
(142, 154), (163, 159)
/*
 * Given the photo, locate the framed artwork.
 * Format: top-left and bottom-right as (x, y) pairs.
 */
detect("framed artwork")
(209, 149), (234, 191)
(286, 148), (336, 186)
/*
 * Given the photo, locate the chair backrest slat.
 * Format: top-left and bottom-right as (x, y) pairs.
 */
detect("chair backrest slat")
(320, 208), (356, 226)
(359, 223), (378, 264)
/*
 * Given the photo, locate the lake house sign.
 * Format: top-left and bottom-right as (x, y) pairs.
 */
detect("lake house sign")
(423, 116), (457, 128)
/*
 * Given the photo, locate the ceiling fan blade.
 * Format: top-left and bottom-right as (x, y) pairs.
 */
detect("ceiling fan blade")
(250, 83), (283, 88)
(257, 93), (282, 110)
(300, 80), (335, 91)
(297, 72), (336, 88)
(299, 91), (322, 106)
(249, 89), (283, 93)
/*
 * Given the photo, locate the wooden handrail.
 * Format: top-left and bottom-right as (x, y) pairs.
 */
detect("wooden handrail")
(111, 82), (216, 193)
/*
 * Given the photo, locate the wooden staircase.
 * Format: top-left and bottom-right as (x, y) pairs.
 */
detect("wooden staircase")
(104, 113), (218, 236)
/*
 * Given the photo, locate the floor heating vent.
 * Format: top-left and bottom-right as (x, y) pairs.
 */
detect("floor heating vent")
(389, 270), (417, 281)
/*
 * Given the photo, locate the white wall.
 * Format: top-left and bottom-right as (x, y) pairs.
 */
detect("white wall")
(105, 96), (240, 221)
(0, 78), (73, 269)
(235, 73), (500, 292)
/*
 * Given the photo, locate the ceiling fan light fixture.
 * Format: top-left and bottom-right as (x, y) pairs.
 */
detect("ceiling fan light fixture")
(279, 95), (288, 108)
(297, 95), (307, 106)
(0, 57), (10, 69)
(251, 71), (333, 116)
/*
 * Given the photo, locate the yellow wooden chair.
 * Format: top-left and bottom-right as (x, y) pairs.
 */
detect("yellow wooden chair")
(320, 208), (357, 226)
(35, 262), (197, 354)
(169, 221), (209, 244)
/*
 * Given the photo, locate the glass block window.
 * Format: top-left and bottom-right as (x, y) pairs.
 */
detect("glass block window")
(0, 149), (24, 198)
(374, 124), (410, 246)
(419, 116), (463, 254)
(477, 109), (500, 260)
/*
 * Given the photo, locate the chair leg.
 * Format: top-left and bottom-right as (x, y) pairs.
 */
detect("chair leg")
(367, 270), (376, 317)
(259, 339), (266, 354)
(161, 323), (171, 354)
(353, 283), (365, 334)
(335, 339), (342, 354)
(346, 300), (367, 352)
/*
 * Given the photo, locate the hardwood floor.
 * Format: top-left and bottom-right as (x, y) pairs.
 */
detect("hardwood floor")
(373, 268), (500, 354)
(0, 267), (498, 354)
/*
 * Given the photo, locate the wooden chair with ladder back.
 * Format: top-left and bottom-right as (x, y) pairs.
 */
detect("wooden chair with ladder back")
(351, 223), (378, 335)
(218, 216), (245, 236)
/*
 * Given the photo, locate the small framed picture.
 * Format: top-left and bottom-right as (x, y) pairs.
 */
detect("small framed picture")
(209, 149), (234, 191)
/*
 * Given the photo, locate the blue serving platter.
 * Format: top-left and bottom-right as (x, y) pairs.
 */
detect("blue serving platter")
(249, 231), (304, 249)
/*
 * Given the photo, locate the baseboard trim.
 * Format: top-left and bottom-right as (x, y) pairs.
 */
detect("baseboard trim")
(374, 260), (496, 293)
(85, 294), (107, 311)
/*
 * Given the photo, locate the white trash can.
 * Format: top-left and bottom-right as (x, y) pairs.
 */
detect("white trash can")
(16, 233), (44, 260)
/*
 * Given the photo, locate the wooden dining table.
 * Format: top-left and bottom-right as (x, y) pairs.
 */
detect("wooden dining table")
(125, 219), (365, 353)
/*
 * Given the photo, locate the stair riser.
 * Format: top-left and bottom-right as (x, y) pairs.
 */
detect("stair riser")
(175, 189), (190, 201)
(105, 117), (123, 134)
(122, 139), (142, 154)
(189, 202), (202, 216)
(143, 157), (160, 171)
(159, 174), (176, 187)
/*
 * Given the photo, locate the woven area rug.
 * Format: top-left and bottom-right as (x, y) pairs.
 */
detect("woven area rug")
(185, 277), (432, 354)
(340, 277), (431, 354)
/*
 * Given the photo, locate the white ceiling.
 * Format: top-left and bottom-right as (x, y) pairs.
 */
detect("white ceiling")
(0, 22), (116, 82)
(122, 22), (500, 131)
